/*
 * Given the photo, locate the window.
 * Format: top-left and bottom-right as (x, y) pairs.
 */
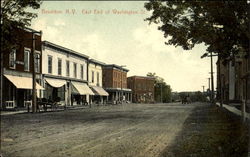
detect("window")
(74, 63), (77, 78)
(48, 55), (52, 74)
(35, 52), (40, 73)
(58, 58), (62, 75)
(66, 61), (70, 77)
(9, 49), (16, 69)
(24, 48), (30, 71)
(92, 71), (94, 83)
(80, 65), (84, 79)
(97, 72), (100, 86)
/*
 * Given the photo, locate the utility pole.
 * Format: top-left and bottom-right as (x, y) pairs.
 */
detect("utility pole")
(208, 78), (211, 101)
(160, 83), (163, 103)
(210, 51), (215, 104)
(208, 78), (211, 91)
(120, 65), (126, 105)
(218, 55), (223, 107)
(32, 32), (37, 113)
(202, 86), (205, 93)
(32, 31), (42, 113)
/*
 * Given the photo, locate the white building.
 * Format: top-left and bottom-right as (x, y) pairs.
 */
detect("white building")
(42, 41), (94, 106)
(88, 59), (109, 104)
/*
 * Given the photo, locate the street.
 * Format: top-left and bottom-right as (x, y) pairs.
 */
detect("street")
(1, 103), (249, 157)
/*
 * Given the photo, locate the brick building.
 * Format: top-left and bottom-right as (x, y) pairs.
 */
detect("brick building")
(1, 27), (43, 109)
(127, 76), (155, 103)
(102, 64), (132, 104)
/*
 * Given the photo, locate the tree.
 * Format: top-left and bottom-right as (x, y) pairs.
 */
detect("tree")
(1, 0), (42, 51)
(147, 72), (172, 103)
(144, 1), (250, 58)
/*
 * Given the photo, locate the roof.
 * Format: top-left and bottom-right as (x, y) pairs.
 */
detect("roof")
(89, 59), (106, 66)
(43, 41), (89, 59)
(104, 64), (129, 72)
(127, 75), (155, 80)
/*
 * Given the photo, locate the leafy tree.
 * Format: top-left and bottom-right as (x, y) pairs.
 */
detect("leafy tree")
(144, 1), (250, 58)
(147, 72), (172, 103)
(1, 0), (42, 51)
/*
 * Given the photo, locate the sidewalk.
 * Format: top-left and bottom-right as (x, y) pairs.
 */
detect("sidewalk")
(216, 102), (250, 119)
(161, 104), (249, 157)
(0, 105), (90, 116)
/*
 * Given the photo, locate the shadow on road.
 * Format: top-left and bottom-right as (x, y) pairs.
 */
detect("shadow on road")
(160, 104), (249, 157)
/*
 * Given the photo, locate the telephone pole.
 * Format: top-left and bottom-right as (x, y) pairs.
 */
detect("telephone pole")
(32, 31), (42, 113)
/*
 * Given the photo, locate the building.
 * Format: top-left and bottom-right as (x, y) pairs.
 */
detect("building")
(42, 41), (94, 107)
(1, 28), (43, 109)
(102, 64), (132, 104)
(217, 53), (250, 106)
(127, 76), (155, 103)
(88, 59), (109, 104)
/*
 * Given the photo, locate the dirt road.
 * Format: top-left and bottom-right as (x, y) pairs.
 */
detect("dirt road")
(2, 102), (245, 157)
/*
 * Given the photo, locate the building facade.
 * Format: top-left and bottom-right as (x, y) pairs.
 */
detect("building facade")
(217, 54), (250, 106)
(42, 41), (94, 106)
(102, 64), (132, 104)
(88, 59), (109, 104)
(1, 28), (43, 109)
(127, 76), (155, 103)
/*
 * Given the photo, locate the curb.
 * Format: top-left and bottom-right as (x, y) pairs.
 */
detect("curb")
(216, 103), (250, 119)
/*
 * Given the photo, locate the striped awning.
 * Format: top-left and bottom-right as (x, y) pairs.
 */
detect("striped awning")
(71, 81), (94, 95)
(91, 86), (109, 96)
(4, 74), (44, 90)
(45, 78), (66, 88)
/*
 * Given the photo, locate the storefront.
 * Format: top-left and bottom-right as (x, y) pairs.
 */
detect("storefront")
(90, 86), (109, 105)
(44, 77), (67, 106)
(3, 74), (44, 109)
(71, 81), (94, 106)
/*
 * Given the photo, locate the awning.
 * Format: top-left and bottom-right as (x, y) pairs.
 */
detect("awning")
(91, 86), (109, 96)
(71, 81), (94, 95)
(4, 74), (44, 90)
(45, 78), (66, 88)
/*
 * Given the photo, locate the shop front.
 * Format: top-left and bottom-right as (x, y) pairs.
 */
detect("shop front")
(3, 74), (44, 109)
(44, 78), (67, 106)
(90, 86), (109, 105)
(70, 81), (94, 106)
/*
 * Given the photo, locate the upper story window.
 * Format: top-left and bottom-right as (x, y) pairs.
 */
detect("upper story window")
(97, 72), (100, 86)
(24, 48), (30, 71)
(35, 52), (41, 73)
(92, 71), (94, 83)
(74, 63), (77, 78)
(80, 64), (84, 79)
(58, 58), (62, 75)
(66, 60), (70, 77)
(48, 55), (53, 74)
(9, 49), (16, 69)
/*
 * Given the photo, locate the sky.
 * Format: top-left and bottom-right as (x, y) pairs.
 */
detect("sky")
(30, 1), (217, 92)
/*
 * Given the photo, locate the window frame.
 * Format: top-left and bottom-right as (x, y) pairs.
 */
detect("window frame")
(24, 48), (31, 71)
(48, 55), (53, 74)
(34, 51), (41, 73)
(74, 63), (77, 78)
(9, 49), (16, 69)
(58, 58), (62, 76)
(66, 60), (70, 77)
(92, 71), (94, 83)
(80, 64), (84, 80)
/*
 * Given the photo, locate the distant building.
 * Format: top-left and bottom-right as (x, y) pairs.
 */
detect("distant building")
(42, 41), (94, 106)
(1, 28), (43, 109)
(102, 64), (132, 104)
(88, 59), (109, 104)
(127, 76), (155, 103)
